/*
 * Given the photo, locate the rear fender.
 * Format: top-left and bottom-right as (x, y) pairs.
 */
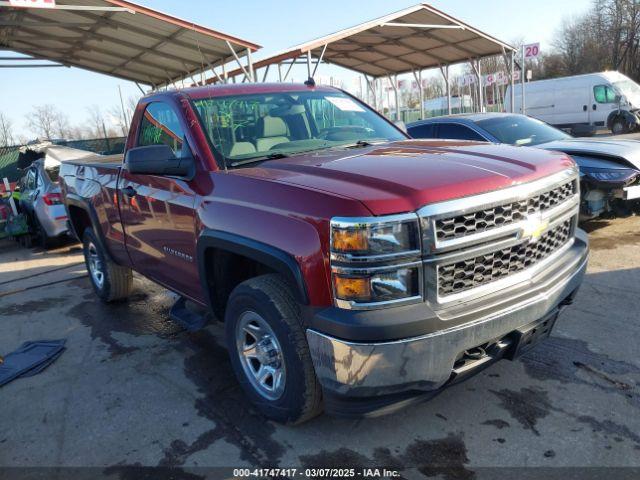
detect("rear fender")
(65, 193), (115, 261)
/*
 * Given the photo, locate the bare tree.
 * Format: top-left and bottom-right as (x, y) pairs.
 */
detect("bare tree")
(25, 104), (59, 140)
(86, 105), (108, 139)
(0, 112), (15, 147)
(546, 0), (640, 82)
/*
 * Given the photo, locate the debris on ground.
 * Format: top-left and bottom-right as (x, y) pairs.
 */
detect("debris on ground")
(0, 339), (66, 387)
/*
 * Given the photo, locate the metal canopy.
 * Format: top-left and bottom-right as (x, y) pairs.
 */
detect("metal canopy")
(0, 0), (260, 87)
(224, 3), (515, 81)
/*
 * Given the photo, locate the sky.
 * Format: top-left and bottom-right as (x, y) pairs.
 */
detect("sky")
(1, 0), (593, 140)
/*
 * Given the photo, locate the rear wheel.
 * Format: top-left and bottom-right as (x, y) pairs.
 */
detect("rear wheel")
(224, 274), (323, 424)
(34, 217), (52, 250)
(82, 228), (132, 302)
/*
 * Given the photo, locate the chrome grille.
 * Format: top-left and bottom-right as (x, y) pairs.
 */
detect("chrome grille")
(435, 180), (575, 241)
(438, 219), (573, 296)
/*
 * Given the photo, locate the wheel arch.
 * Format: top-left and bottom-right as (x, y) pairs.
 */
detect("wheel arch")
(197, 230), (309, 318)
(65, 193), (113, 260)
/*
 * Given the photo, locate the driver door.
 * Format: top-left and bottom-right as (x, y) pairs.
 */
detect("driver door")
(118, 101), (199, 297)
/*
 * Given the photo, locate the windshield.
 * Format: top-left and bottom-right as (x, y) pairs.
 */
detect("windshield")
(613, 79), (640, 103)
(476, 115), (571, 146)
(192, 90), (405, 166)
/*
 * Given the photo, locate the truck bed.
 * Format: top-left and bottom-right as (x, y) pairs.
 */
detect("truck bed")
(62, 153), (123, 169)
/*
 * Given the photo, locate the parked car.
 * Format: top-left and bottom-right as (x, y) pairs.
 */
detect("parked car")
(60, 83), (588, 424)
(17, 144), (96, 248)
(504, 71), (640, 135)
(407, 113), (640, 219)
(18, 157), (68, 248)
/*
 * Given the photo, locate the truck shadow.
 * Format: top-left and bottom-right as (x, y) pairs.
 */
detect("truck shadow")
(157, 266), (640, 472)
(26, 261), (628, 474)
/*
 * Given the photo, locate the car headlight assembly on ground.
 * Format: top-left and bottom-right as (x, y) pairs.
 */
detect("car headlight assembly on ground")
(330, 214), (423, 309)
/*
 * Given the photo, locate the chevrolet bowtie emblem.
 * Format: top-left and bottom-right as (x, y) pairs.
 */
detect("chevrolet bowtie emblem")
(521, 214), (548, 242)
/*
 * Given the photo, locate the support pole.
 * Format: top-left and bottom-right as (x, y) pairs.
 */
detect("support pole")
(262, 64), (270, 83)
(477, 60), (483, 112)
(510, 51), (515, 113)
(226, 41), (251, 82)
(311, 44), (327, 78)
(208, 62), (224, 84)
(365, 75), (377, 109)
(277, 63), (282, 82)
(307, 51), (312, 80)
(413, 69), (424, 120)
(247, 48), (254, 82)
(283, 57), (297, 82)
(440, 65), (451, 115)
(521, 46), (526, 114)
(387, 74), (400, 121)
(471, 59), (483, 113)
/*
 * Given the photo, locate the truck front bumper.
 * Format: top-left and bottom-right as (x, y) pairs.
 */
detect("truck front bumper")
(306, 230), (588, 416)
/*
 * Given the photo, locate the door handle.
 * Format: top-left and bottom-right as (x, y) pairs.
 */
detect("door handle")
(121, 186), (137, 198)
(583, 105), (588, 111)
(593, 104), (597, 110)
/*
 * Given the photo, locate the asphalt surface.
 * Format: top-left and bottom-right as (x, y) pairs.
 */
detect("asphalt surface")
(1, 216), (639, 478)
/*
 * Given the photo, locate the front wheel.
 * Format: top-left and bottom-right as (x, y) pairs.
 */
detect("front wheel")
(82, 228), (132, 302)
(611, 118), (629, 135)
(224, 274), (323, 424)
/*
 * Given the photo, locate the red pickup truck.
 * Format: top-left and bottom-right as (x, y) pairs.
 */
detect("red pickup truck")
(60, 83), (588, 424)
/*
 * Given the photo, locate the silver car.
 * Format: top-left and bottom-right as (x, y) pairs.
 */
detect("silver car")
(18, 158), (68, 247)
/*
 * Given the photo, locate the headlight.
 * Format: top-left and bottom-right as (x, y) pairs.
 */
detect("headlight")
(330, 214), (420, 260)
(582, 167), (640, 186)
(333, 265), (422, 306)
(330, 214), (422, 309)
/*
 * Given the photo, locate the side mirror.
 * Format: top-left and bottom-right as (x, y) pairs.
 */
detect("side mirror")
(395, 121), (408, 134)
(124, 145), (194, 178)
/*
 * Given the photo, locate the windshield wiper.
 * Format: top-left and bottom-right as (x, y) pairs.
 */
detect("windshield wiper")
(342, 139), (387, 149)
(229, 152), (289, 167)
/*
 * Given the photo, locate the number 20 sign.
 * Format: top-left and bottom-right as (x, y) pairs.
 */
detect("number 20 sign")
(523, 43), (540, 59)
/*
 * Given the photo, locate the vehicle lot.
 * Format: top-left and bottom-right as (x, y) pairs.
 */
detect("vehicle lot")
(1, 217), (639, 475)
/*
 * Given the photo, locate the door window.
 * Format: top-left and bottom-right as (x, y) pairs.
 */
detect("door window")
(137, 102), (186, 156)
(408, 123), (436, 139)
(25, 169), (36, 191)
(594, 85), (617, 104)
(437, 123), (486, 141)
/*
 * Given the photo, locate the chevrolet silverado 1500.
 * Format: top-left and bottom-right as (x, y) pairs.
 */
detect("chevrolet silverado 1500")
(60, 83), (588, 424)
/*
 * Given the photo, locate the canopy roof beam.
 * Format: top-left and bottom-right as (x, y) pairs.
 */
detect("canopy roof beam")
(380, 22), (464, 29)
(11, 29), (187, 77)
(48, 7), (249, 58)
(16, 12), (207, 68)
(5, 40), (156, 84)
(0, 1), (132, 11)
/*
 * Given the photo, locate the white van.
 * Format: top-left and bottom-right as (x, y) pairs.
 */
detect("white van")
(504, 71), (640, 135)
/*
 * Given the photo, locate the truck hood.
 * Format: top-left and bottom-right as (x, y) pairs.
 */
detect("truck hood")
(236, 140), (575, 216)
(538, 138), (640, 170)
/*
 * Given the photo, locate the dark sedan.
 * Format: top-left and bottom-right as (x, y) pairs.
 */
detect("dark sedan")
(408, 113), (640, 219)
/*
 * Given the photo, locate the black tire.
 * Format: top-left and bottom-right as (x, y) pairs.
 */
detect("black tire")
(20, 233), (32, 248)
(224, 274), (323, 424)
(611, 118), (629, 135)
(82, 228), (132, 302)
(34, 217), (52, 250)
